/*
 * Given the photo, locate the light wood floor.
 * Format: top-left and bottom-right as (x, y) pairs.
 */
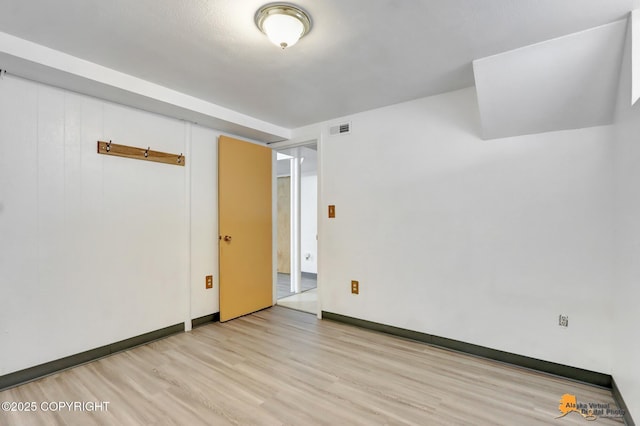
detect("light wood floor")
(0, 307), (623, 425)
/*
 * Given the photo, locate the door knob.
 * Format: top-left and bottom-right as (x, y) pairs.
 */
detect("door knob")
(223, 235), (232, 242)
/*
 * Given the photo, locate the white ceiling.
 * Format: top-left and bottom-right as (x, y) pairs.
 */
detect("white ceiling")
(0, 0), (636, 129)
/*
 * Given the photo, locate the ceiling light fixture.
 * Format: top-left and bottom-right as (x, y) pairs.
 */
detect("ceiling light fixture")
(255, 3), (312, 49)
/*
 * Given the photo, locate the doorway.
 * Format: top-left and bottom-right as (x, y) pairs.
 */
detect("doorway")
(275, 143), (318, 314)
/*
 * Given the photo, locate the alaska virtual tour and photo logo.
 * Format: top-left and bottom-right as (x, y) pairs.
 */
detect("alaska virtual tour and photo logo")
(556, 394), (625, 421)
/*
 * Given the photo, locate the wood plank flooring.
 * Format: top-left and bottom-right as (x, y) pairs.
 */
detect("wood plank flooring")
(0, 307), (623, 425)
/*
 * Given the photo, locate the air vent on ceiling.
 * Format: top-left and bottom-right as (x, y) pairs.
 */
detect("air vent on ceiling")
(329, 122), (351, 135)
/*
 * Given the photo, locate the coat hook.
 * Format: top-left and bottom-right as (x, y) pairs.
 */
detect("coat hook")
(106, 140), (112, 152)
(144, 146), (150, 158)
(177, 153), (182, 164)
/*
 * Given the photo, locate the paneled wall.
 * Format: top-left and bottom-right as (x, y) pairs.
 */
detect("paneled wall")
(0, 76), (218, 375)
(189, 124), (219, 319)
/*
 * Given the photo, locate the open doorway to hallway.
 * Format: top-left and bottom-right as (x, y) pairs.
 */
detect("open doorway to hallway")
(275, 143), (318, 314)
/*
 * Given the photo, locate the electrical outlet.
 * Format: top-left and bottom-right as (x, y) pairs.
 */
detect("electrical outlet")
(351, 280), (359, 294)
(206, 275), (213, 289)
(558, 315), (569, 327)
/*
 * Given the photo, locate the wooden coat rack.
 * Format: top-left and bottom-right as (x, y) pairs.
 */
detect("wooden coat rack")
(97, 141), (185, 166)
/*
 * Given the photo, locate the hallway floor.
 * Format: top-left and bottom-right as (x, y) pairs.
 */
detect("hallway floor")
(276, 272), (317, 299)
(277, 288), (317, 314)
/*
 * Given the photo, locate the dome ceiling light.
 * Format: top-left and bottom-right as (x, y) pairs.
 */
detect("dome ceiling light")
(255, 3), (312, 49)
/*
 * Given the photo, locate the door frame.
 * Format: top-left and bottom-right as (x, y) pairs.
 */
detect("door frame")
(269, 133), (323, 318)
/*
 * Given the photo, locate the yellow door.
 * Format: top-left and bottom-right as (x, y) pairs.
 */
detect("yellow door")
(219, 135), (273, 322)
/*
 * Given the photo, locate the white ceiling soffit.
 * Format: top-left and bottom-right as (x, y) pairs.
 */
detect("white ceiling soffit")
(473, 19), (627, 140)
(0, 32), (290, 143)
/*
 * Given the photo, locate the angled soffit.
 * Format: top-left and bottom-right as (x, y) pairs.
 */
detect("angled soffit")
(473, 19), (628, 140)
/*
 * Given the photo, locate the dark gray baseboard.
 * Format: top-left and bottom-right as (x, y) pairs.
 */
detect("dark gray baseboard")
(191, 312), (221, 328)
(321, 311), (611, 388)
(322, 311), (637, 424)
(612, 377), (636, 426)
(0, 322), (184, 392)
(301, 272), (317, 279)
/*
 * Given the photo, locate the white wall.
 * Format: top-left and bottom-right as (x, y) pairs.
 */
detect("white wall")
(189, 124), (219, 318)
(295, 86), (615, 374)
(0, 75), (219, 375)
(611, 19), (640, 420)
(301, 173), (317, 274)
